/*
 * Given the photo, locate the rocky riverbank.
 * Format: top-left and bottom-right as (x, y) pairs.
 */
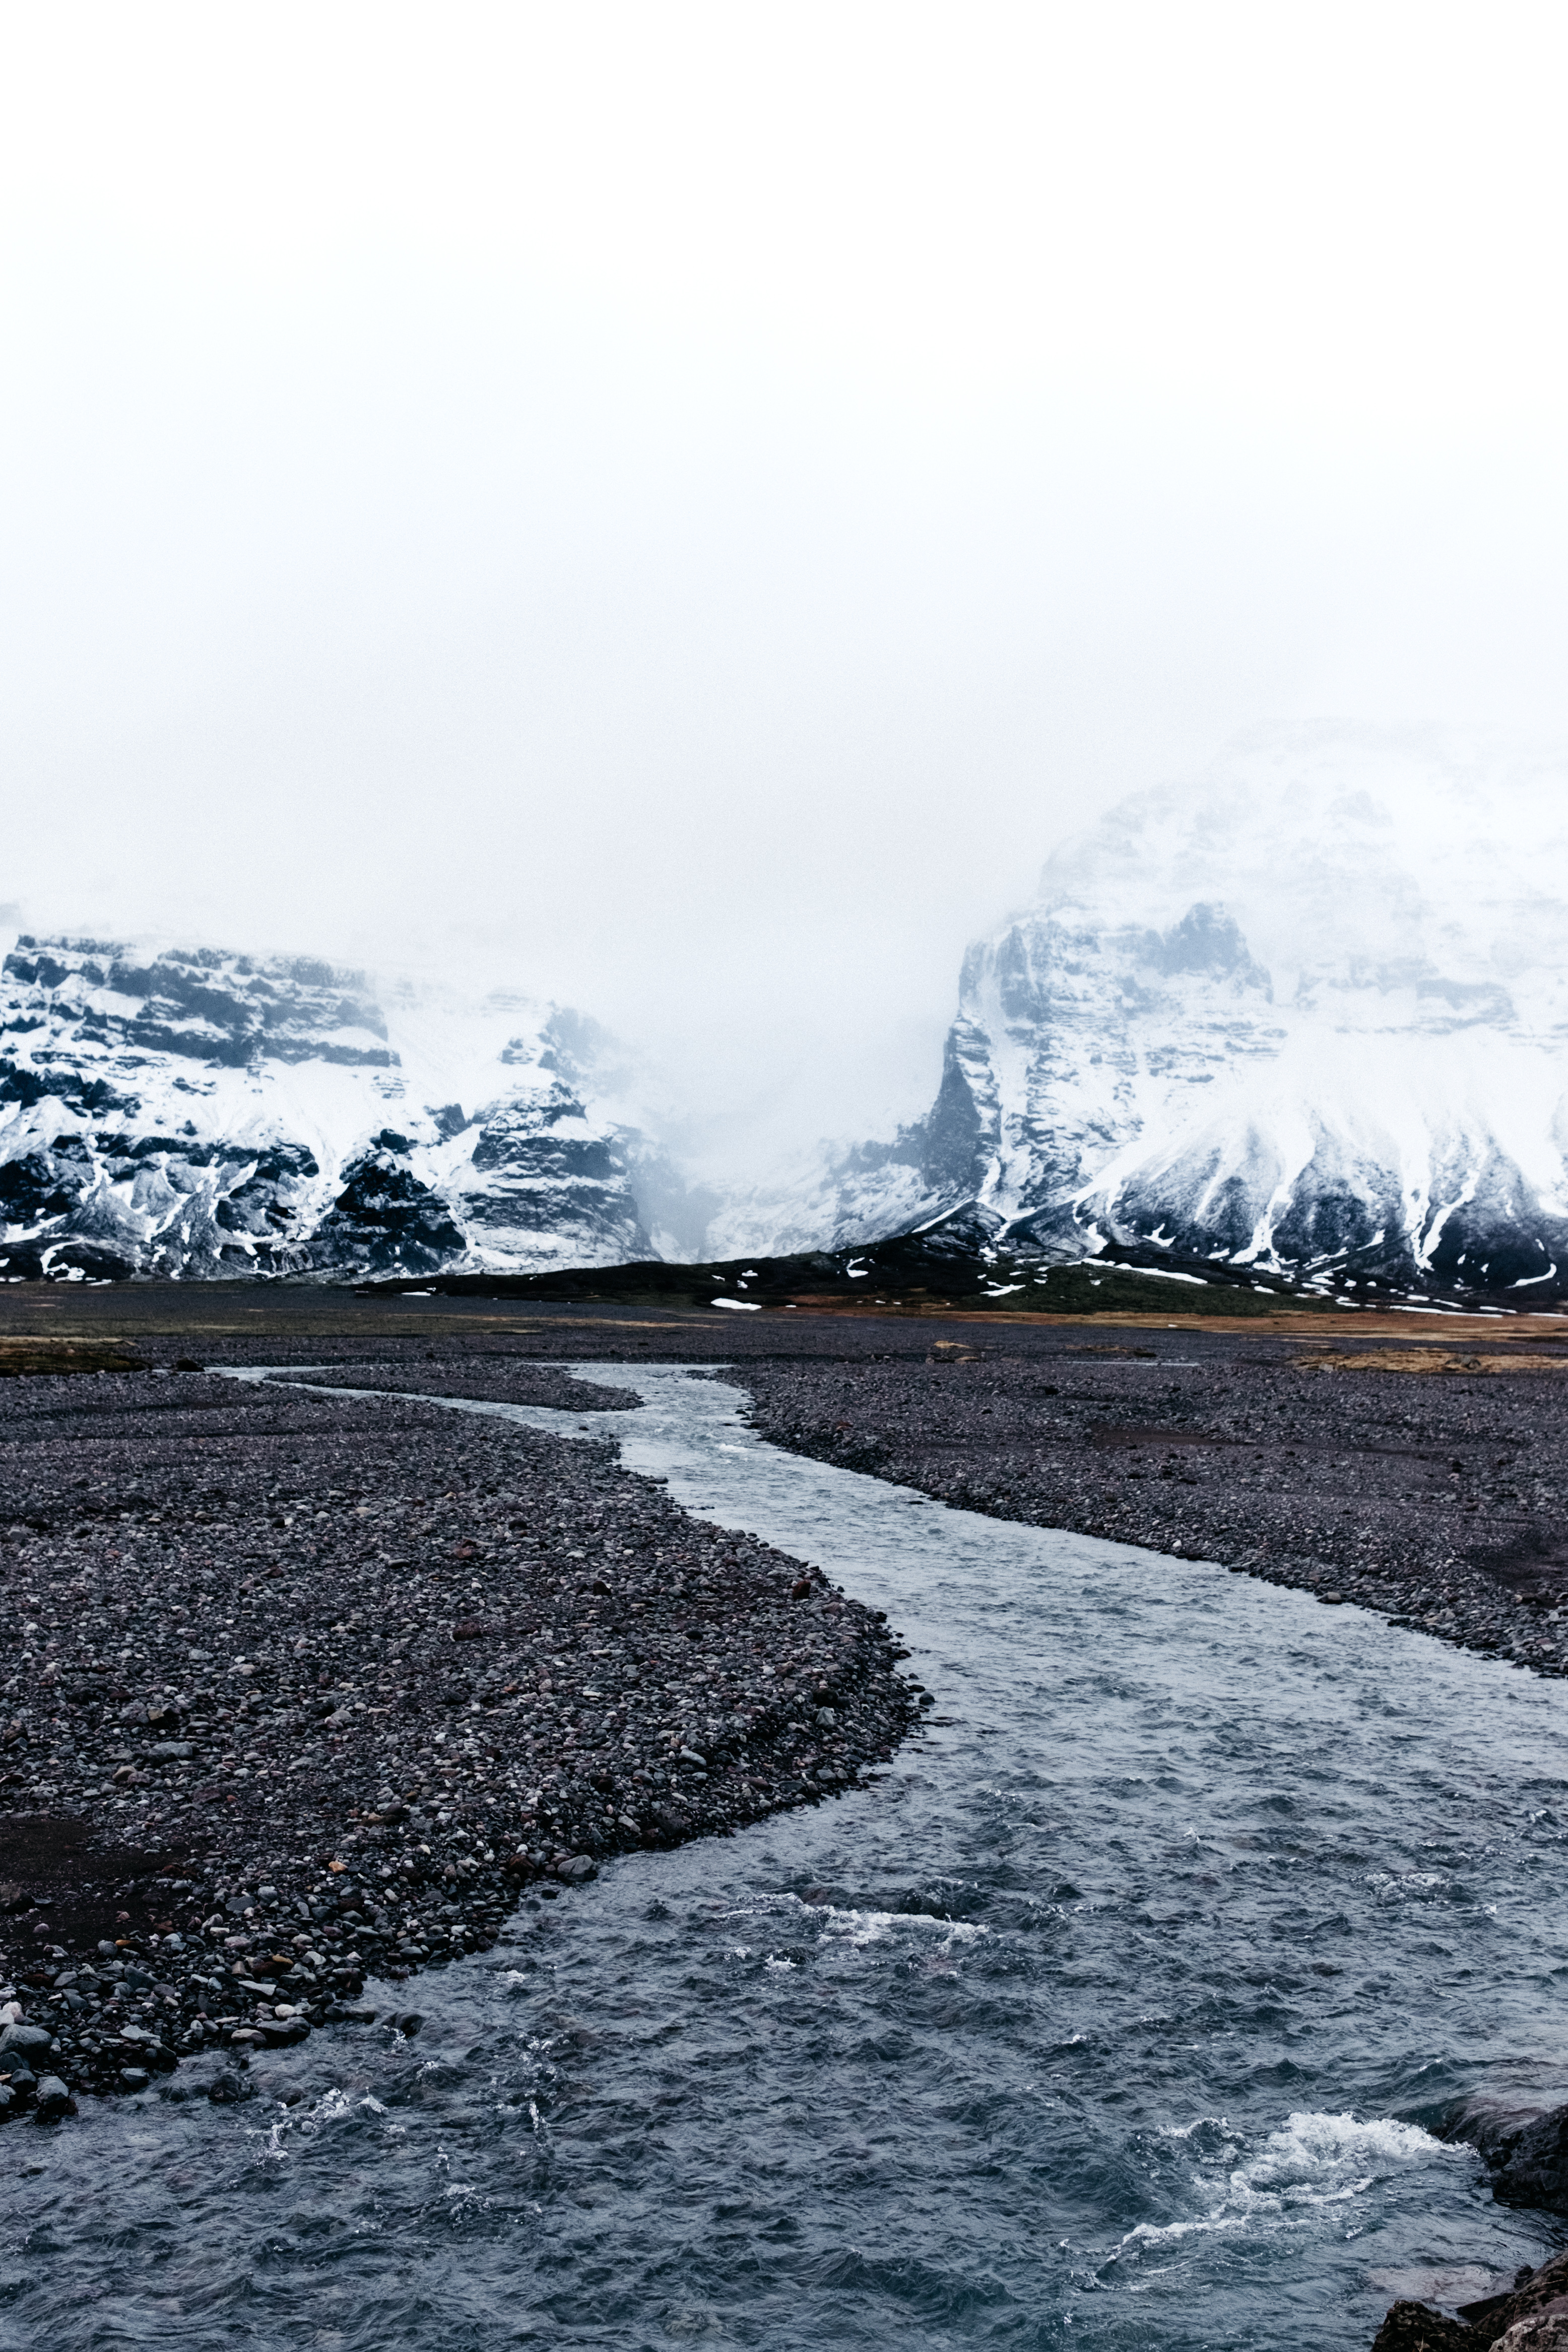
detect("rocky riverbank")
(731, 1336), (1568, 1676)
(0, 1358), (920, 2113)
(9, 1296), (1568, 2129)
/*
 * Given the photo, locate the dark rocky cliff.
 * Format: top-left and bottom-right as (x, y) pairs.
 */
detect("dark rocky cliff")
(0, 939), (651, 1279)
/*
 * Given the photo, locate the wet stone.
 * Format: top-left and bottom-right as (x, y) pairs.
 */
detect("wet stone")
(0, 2022), (54, 2057)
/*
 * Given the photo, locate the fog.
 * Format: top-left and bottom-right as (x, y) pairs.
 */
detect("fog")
(7, 4), (1568, 1177)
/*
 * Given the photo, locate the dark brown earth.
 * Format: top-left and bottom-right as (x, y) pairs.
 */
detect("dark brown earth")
(5, 1281), (1568, 2128)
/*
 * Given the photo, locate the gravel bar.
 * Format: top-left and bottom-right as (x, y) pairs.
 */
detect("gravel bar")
(7, 1299), (1566, 2122)
(0, 1357), (919, 2115)
(734, 1334), (1568, 1673)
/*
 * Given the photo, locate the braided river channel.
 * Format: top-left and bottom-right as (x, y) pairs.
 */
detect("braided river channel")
(9, 1362), (1568, 2350)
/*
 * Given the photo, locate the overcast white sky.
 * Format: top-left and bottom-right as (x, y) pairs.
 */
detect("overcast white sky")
(7, 3), (1568, 1170)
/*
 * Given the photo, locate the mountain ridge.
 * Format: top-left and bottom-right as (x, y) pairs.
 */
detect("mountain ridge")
(791, 734), (1568, 1302)
(11, 734), (1568, 1296)
(0, 936), (655, 1280)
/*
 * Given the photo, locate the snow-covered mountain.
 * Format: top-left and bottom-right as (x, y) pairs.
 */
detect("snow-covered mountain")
(13, 731), (1568, 1296)
(0, 938), (658, 1278)
(804, 729), (1568, 1298)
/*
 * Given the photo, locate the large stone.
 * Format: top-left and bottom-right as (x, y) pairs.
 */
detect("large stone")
(0, 2021), (54, 2057)
(1494, 2310), (1568, 2351)
(33, 2074), (76, 2119)
(1440, 2095), (1568, 2215)
(1373, 2252), (1568, 2349)
(1370, 2303), (1475, 2352)
(258, 2017), (310, 2048)
(1488, 2110), (1568, 2215)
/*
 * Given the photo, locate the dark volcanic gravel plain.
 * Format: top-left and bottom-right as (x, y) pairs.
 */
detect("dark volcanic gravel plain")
(0, 1349), (917, 2114)
(5, 1290), (1568, 2126)
(732, 1329), (1568, 1674)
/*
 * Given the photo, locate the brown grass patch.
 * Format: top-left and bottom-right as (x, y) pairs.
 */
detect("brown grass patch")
(0, 1336), (143, 1377)
(1295, 1349), (1568, 1375)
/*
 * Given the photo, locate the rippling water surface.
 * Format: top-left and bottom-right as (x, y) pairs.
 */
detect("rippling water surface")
(8, 1363), (1568, 2351)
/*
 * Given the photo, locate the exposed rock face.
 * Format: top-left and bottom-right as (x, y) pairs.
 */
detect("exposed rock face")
(458, 1074), (649, 1267)
(308, 1132), (470, 1275)
(1438, 2094), (1568, 2216)
(811, 732), (1568, 1299)
(1363, 2104), (1568, 2348)
(1371, 2305), (1484, 2351)
(0, 939), (652, 1278)
(1496, 2315), (1568, 2350)
(1370, 2248), (1568, 2350)
(3, 937), (396, 1072)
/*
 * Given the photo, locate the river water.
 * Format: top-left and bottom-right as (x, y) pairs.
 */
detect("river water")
(8, 1362), (1568, 2351)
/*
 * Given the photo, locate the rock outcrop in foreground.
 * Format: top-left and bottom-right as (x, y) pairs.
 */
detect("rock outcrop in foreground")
(1371, 2093), (1568, 2347)
(1373, 2247), (1568, 2349)
(1440, 2093), (1568, 2216)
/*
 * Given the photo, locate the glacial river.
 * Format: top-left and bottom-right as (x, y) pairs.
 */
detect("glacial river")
(8, 1362), (1568, 2351)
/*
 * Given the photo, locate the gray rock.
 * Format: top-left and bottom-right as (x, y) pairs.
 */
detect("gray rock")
(258, 2018), (309, 2048)
(1486, 2109), (1568, 2214)
(0, 2022), (55, 2057)
(1375, 2249), (1568, 2349)
(1369, 2300), (1474, 2349)
(1440, 2094), (1568, 2213)
(1491, 2313), (1568, 2351)
(33, 2075), (76, 2120)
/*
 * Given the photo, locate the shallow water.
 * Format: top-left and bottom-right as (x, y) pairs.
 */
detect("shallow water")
(8, 1362), (1568, 2350)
